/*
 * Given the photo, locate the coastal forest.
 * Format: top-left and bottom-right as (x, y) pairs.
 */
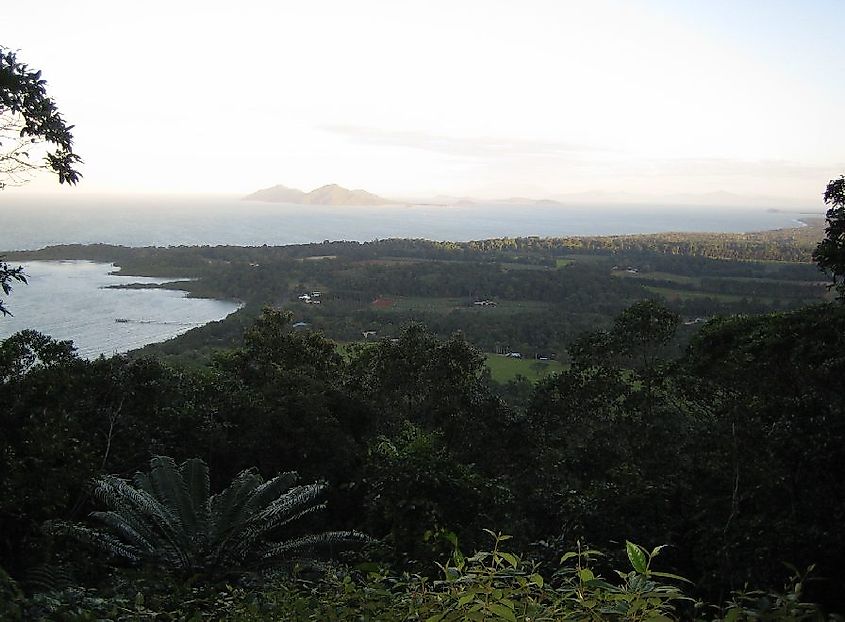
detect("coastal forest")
(2, 179), (845, 620)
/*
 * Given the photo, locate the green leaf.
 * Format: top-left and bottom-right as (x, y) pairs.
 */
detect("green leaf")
(626, 541), (648, 574)
(487, 603), (516, 622)
(649, 570), (692, 583)
(649, 544), (667, 559)
(500, 552), (519, 568)
(530, 573), (544, 588)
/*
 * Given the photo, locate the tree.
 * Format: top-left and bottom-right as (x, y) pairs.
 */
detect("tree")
(568, 300), (679, 373)
(1, 46), (82, 315)
(0, 264), (26, 316)
(813, 175), (845, 300)
(0, 46), (81, 188)
(211, 307), (364, 483)
(48, 456), (368, 579)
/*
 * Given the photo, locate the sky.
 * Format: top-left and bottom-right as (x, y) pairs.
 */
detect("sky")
(1, 0), (842, 204)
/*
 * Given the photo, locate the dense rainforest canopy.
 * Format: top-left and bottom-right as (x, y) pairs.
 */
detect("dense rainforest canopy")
(1, 295), (844, 618)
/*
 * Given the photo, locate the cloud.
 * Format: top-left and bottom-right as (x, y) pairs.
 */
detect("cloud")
(323, 126), (834, 180)
(321, 125), (602, 159)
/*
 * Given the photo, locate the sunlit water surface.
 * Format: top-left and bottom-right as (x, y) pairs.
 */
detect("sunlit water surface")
(0, 261), (240, 359)
(0, 194), (816, 250)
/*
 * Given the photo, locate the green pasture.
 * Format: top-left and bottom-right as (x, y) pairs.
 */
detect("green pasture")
(484, 353), (564, 383)
(617, 270), (826, 304)
(612, 270), (700, 285)
(336, 342), (564, 383)
(498, 262), (551, 271)
(643, 286), (750, 302)
(374, 296), (550, 315)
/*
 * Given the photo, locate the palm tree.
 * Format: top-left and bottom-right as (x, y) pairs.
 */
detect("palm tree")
(48, 456), (368, 577)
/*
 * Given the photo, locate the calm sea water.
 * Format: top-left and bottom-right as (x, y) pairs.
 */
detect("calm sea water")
(0, 194), (818, 357)
(0, 261), (241, 359)
(0, 194), (816, 251)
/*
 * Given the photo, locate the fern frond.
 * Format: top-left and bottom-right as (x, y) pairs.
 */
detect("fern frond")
(180, 457), (211, 538)
(243, 471), (298, 514)
(249, 483), (327, 529)
(208, 468), (262, 544)
(233, 502), (327, 562)
(24, 563), (75, 593)
(46, 521), (142, 563)
(134, 471), (154, 495)
(93, 475), (191, 568)
(236, 484), (325, 542)
(88, 478), (168, 561)
(89, 511), (155, 555)
(149, 455), (196, 537)
(219, 483), (325, 562)
(260, 530), (371, 563)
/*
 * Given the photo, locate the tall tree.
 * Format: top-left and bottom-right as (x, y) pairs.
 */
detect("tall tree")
(1, 45), (82, 315)
(813, 175), (845, 300)
(0, 46), (81, 188)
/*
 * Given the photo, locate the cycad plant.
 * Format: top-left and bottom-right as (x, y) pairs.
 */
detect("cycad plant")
(48, 456), (368, 578)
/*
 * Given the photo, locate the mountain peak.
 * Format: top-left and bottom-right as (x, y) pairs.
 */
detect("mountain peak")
(243, 183), (392, 206)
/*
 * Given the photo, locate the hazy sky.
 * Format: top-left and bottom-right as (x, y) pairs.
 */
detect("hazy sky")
(2, 0), (842, 203)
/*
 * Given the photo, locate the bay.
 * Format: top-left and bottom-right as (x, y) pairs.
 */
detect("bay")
(0, 260), (241, 359)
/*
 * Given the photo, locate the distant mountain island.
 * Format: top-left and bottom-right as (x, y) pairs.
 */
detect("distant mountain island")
(244, 184), (814, 210)
(244, 183), (393, 206)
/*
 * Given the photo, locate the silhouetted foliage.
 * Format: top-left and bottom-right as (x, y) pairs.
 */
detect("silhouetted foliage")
(0, 262), (25, 316)
(813, 175), (845, 300)
(0, 46), (81, 188)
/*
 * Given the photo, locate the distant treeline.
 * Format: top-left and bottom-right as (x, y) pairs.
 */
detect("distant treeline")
(6, 218), (824, 265)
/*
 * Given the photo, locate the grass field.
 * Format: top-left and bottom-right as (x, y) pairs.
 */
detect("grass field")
(337, 342), (564, 383)
(616, 270), (826, 304)
(643, 286), (749, 302)
(564, 253), (608, 264)
(498, 262), (551, 271)
(612, 270), (700, 285)
(615, 269), (825, 287)
(484, 353), (564, 383)
(372, 296), (550, 315)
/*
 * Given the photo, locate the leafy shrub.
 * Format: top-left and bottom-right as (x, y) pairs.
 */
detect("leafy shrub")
(15, 533), (838, 620)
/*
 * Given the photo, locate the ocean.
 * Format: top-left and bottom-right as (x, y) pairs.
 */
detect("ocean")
(0, 194), (815, 251)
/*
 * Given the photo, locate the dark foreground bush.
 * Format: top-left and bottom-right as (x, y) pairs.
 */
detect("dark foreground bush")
(4, 533), (838, 621)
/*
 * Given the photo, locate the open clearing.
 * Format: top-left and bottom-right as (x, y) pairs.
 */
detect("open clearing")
(371, 296), (550, 315)
(484, 353), (564, 383)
